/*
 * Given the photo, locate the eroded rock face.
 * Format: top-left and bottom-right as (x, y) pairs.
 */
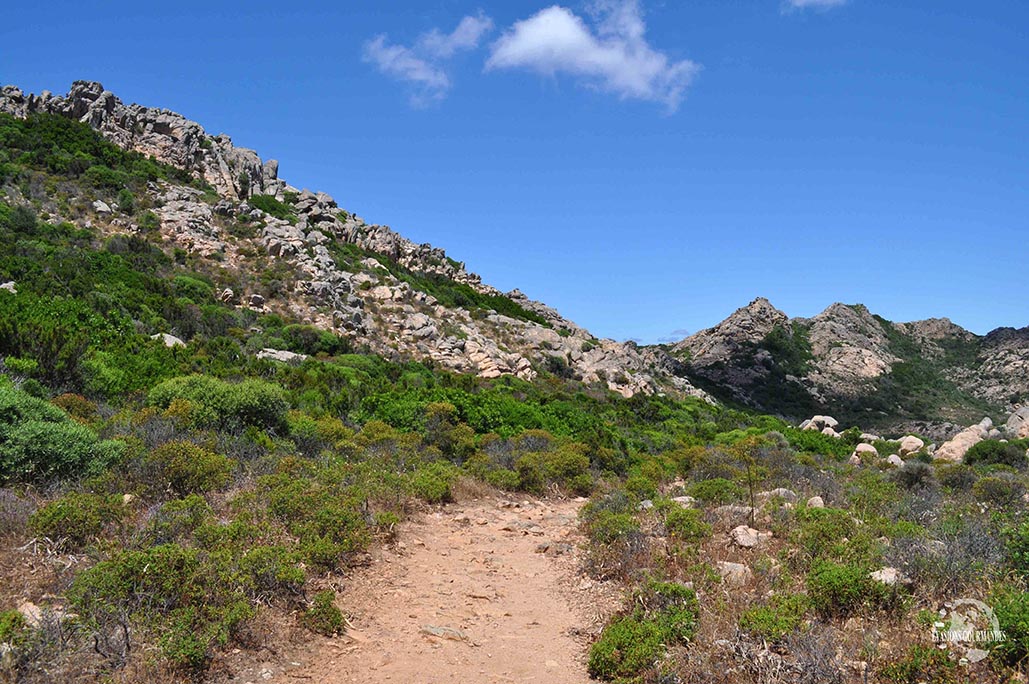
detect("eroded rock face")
(0, 82), (271, 200)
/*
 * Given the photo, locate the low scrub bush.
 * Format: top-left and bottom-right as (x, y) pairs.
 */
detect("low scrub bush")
(688, 477), (742, 504)
(965, 440), (1027, 469)
(147, 375), (288, 432)
(301, 590), (345, 636)
(0, 383), (123, 482)
(30, 492), (126, 549)
(739, 593), (810, 641)
(147, 441), (234, 495)
(588, 579), (699, 681)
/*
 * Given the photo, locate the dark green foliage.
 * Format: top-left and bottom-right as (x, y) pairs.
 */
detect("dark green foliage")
(68, 543), (256, 671)
(965, 439), (1028, 469)
(806, 560), (870, 617)
(587, 613), (664, 680)
(328, 240), (550, 326)
(664, 506), (711, 544)
(760, 323), (813, 376)
(990, 585), (1029, 666)
(0, 112), (199, 188)
(302, 590), (345, 636)
(879, 645), (959, 684)
(0, 609), (28, 648)
(688, 477), (742, 504)
(409, 460), (460, 503)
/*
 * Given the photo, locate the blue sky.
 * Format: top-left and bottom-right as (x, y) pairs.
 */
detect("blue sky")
(2, 1), (1027, 341)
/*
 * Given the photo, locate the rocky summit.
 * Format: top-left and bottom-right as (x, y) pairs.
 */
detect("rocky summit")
(670, 297), (1029, 436)
(0, 81), (703, 401)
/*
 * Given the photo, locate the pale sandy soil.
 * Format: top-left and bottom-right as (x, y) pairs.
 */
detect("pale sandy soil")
(280, 496), (618, 684)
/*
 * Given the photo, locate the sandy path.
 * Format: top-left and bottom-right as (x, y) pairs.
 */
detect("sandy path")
(293, 496), (609, 684)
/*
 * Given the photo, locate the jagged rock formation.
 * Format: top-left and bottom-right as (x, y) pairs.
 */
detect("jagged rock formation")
(0, 81), (706, 400)
(672, 298), (1029, 432)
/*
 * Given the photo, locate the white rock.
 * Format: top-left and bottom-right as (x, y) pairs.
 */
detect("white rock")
(898, 435), (925, 455)
(256, 348), (308, 364)
(92, 199), (111, 213)
(869, 567), (910, 586)
(0, 281), (16, 294)
(730, 525), (769, 549)
(150, 333), (185, 348)
(757, 488), (798, 504)
(670, 496), (696, 508)
(637, 499), (654, 511)
(855, 443), (878, 456)
(886, 454), (904, 467)
(848, 454), (862, 466)
(807, 496), (825, 508)
(717, 561), (753, 586)
(822, 427), (841, 438)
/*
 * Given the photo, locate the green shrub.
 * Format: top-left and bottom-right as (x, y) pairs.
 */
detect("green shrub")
(972, 475), (1025, 508)
(249, 194), (297, 223)
(0, 383), (123, 482)
(588, 580), (698, 680)
(806, 560), (869, 617)
(147, 441), (234, 495)
(29, 492), (126, 549)
(147, 375), (289, 431)
(588, 614), (664, 680)
(514, 443), (592, 495)
(302, 590), (345, 636)
(740, 594), (809, 641)
(409, 461), (460, 503)
(0, 609), (28, 646)
(879, 644), (959, 684)
(1006, 521), (1029, 579)
(585, 510), (640, 545)
(69, 543), (258, 672)
(688, 477), (742, 504)
(965, 440), (1027, 469)
(991, 584), (1029, 666)
(664, 507), (711, 544)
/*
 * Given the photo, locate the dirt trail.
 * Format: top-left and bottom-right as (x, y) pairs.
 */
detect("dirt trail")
(293, 496), (614, 684)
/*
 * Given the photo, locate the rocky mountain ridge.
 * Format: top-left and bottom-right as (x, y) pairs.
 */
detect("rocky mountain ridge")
(0, 81), (703, 399)
(672, 297), (1029, 434)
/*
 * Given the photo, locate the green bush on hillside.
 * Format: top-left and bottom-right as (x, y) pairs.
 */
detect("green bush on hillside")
(147, 375), (289, 432)
(0, 382), (124, 482)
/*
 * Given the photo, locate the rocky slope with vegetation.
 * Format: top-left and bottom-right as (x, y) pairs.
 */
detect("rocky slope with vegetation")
(0, 81), (1028, 684)
(0, 81), (703, 401)
(670, 297), (1029, 436)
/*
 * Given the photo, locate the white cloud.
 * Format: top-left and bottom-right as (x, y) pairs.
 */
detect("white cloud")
(486, 1), (699, 111)
(419, 14), (494, 59)
(783, 0), (848, 11)
(363, 13), (494, 106)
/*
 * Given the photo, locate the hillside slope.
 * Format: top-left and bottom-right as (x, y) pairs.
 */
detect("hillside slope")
(670, 297), (1029, 433)
(0, 81), (702, 400)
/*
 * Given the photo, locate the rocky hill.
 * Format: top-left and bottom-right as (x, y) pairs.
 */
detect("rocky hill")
(669, 297), (1029, 435)
(0, 81), (703, 400)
